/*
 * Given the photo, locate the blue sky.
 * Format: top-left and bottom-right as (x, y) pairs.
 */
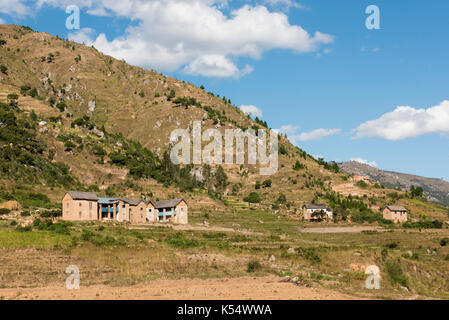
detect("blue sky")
(1, 0), (449, 180)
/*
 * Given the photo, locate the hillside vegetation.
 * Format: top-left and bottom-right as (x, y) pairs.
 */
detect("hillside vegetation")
(0, 24), (447, 223)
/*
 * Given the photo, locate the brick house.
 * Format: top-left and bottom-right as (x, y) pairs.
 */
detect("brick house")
(146, 200), (157, 223)
(154, 199), (188, 224)
(302, 204), (333, 221)
(98, 198), (120, 221)
(382, 205), (408, 223)
(62, 191), (187, 224)
(62, 191), (98, 221)
(124, 199), (148, 224)
(99, 198), (147, 223)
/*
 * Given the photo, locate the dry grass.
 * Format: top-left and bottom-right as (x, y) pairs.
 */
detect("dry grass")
(1, 212), (449, 299)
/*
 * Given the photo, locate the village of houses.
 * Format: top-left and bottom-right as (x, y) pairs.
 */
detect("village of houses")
(62, 192), (188, 225)
(62, 173), (408, 225)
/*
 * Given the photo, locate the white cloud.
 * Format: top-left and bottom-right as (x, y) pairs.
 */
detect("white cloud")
(263, 0), (308, 11)
(274, 124), (299, 135)
(354, 100), (449, 140)
(86, 6), (110, 16)
(350, 158), (378, 167)
(35, 0), (333, 78)
(293, 128), (341, 141)
(0, 17), (5, 24)
(0, 0), (30, 16)
(275, 125), (341, 143)
(68, 27), (96, 45)
(240, 105), (263, 118)
(184, 55), (253, 78)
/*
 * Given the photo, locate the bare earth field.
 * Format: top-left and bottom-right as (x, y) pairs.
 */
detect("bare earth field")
(1, 209), (449, 300)
(0, 276), (357, 300)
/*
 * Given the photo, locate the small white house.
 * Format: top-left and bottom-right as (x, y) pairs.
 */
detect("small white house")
(303, 204), (333, 221)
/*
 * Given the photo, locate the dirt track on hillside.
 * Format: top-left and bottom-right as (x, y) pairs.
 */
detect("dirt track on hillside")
(298, 226), (385, 233)
(0, 276), (358, 300)
(130, 223), (262, 235)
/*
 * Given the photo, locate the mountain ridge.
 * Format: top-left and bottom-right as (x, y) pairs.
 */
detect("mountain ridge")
(339, 161), (449, 206)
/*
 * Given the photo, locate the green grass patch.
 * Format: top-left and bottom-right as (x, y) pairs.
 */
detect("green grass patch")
(165, 232), (200, 249)
(0, 229), (71, 248)
(385, 260), (409, 288)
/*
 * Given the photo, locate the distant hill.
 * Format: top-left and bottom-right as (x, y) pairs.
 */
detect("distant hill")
(339, 161), (449, 206)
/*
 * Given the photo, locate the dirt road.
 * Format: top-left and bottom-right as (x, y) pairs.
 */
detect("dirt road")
(0, 276), (358, 300)
(298, 226), (385, 233)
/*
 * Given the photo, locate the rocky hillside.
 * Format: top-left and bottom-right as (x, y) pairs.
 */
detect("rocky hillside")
(0, 24), (446, 220)
(0, 25), (343, 209)
(339, 161), (449, 206)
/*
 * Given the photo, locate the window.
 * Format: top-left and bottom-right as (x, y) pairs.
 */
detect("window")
(66, 202), (69, 208)
(79, 212), (82, 219)
(140, 207), (143, 211)
(181, 207), (184, 212)
(79, 202), (82, 207)
(89, 202), (92, 209)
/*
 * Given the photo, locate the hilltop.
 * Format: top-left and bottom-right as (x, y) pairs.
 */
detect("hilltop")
(339, 161), (449, 206)
(0, 24), (447, 222)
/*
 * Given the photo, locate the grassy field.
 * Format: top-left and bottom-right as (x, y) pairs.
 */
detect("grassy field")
(1, 207), (449, 299)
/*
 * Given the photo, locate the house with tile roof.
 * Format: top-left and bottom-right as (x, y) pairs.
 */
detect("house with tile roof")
(382, 205), (408, 223)
(154, 199), (188, 224)
(302, 203), (333, 221)
(62, 191), (99, 221)
(62, 192), (186, 224)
